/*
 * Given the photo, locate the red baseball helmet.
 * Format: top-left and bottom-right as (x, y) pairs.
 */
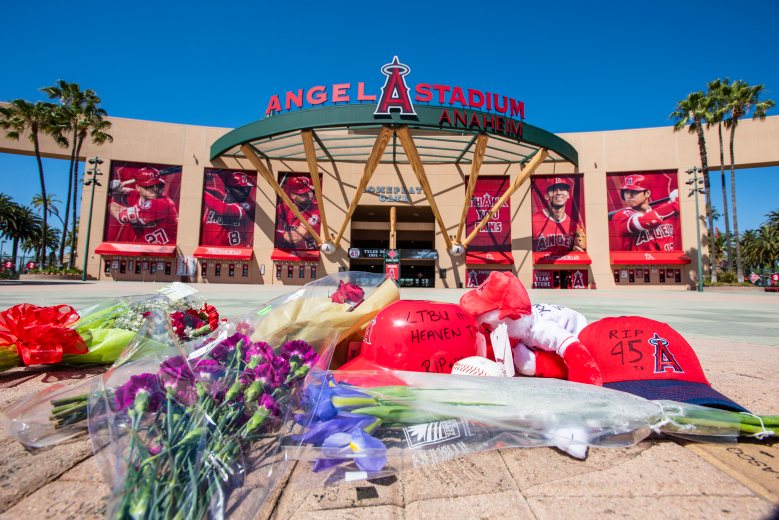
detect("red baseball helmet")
(135, 168), (164, 187)
(287, 176), (313, 194)
(620, 174), (649, 191)
(340, 300), (479, 374)
(223, 171), (251, 188)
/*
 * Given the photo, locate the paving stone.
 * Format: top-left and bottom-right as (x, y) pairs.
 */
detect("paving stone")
(400, 450), (514, 503)
(0, 431), (93, 511)
(58, 456), (106, 484)
(0, 480), (109, 520)
(272, 462), (403, 519)
(278, 505), (404, 520)
(405, 490), (532, 520)
(501, 441), (755, 498)
(527, 496), (776, 520)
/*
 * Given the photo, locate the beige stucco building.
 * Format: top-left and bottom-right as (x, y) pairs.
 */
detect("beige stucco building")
(2, 108), (778, 290)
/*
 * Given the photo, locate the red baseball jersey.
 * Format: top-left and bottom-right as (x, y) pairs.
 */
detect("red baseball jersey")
(275, 204), (320, 249)
(113, 191), (178, 244)
(609, 200), (679, 251)
(532, 210), (578, 253)
(201, 190), (255, 246)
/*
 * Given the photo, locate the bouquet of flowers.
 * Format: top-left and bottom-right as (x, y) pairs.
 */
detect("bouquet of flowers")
(83, 273), (398, 519)
(283, 370), (778, 481)
(0, 283), (222, 371)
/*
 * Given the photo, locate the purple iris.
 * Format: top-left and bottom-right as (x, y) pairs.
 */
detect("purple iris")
(114, 373), (164, 412)
(300, 375), (373, 422)
(313, 429), (387, 473)
(280, 340), (318, 367)
(294, 411), (377, 445)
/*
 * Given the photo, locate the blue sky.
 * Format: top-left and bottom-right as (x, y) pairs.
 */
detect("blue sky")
(1, 0), (777, 254)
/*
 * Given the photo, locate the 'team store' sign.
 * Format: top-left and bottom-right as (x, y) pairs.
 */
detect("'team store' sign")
(263, 57), (525, 139)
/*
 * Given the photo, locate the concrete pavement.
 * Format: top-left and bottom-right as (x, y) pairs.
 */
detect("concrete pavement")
(0, 280), (777, 519)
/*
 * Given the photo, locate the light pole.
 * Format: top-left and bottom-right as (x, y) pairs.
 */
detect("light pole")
(686, 166), (705, 292)
(81, 157), (104, 282)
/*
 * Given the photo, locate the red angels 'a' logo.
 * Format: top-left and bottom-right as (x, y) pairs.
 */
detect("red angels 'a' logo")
(374, 56), (416, 116)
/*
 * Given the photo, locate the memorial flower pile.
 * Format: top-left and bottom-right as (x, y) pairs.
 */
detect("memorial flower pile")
(93, 329), (319, 519)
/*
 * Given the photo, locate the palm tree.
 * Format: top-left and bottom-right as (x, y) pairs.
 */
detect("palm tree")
(724, 81), (775, 282)
(706, 79), (734, 272)
(766, 210), (779, 228)
(0, 100), (67, 267)
(670, 91), (716, 280)
(32, 193), (64, 227)
(43, 82), (113, 268)
(6, 205), (42, 269)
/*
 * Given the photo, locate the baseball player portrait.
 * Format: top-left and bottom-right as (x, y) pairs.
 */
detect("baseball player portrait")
(608, 173), (680, 252)
(274, 175), (321, 250)
(200, 169), (256, 247)
(531, 176), (586, 254)
(107, 166), (180, 245)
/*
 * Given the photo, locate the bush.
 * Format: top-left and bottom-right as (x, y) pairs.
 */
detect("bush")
(717, 271), (738, 284)
(0, 270), (19, 280)
(28, 266), (82, 276)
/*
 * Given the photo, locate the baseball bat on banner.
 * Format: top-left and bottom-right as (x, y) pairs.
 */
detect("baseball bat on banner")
(119, 166), (183, 187)
(607, 195), (672, 220)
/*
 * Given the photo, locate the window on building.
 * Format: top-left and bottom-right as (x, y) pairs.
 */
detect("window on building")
(149, 261), (156, 274)
(310, 265), (317, 279)
(135, 261), (142, 274)
(674, 269), (681, 283)
(299, 265), (305, 278)
(659, 269), (666, 283)
(215, 264), (221, 277)
(128, 260), (134, 272)
(201, 262), (207, 277)
(287, 265), (294, 278)
(228, 263), (235, 277)
(275, 264), (282, 279)
(242, 264), (249, 277)
(120, 260), (127, 274)
(164, 262), (171, 275)
(104, 260), (111, 274)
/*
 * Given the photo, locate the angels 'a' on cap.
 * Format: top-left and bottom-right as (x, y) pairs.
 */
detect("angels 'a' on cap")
(547, 176), (573, 191)
(619, 174), (649, 192)
(578, 316), (747, 412)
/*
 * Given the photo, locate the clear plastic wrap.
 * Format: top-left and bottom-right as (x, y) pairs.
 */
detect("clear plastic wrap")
(85, 273), (397, 519)
(281, 369), (775, 484)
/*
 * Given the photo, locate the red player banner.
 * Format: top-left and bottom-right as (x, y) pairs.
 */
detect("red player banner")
(465, 177), (511, 252)
(274, 173), (322, 251)
(103, 161), (182, 245)
(531, 175), (586, 254)
(199, 169), (257, 248)
(606, 171), (681, 253)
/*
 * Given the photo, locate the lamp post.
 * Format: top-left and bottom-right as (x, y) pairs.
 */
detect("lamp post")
(81, 157), (104, 282)
(686, 166), (705, 292)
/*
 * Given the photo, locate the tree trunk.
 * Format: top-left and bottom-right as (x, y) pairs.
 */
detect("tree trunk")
(70, 136), (85, 269)
(32, 131), (48, 268)
(729, 123), (744, 283)
(11, 237), (19, 271)
(717, 123), (732, 271)
(59, 128), (77, 266)
(695, 122), (714, 282)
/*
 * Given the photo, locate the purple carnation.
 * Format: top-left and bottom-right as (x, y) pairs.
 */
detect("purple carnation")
(192, 358), (224, 382)
(244, 341), (274, 364)
(280, 340), (318, 367)
(259, 393), (281, 417)
(114, 373), (164, 412)
(207, 333), (250, 363)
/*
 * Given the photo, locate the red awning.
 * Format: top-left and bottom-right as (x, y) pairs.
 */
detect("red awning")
(271, 249), (320, 262)
(95, 242), (177, 257)
(610, 252), (691, 265)
(465, 251), (514, 265)
(193, 246), (253, 260)
(533, 252), (592, 265)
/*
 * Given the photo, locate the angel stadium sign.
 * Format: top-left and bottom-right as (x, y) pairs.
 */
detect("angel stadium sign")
(263, 56), (525, 139)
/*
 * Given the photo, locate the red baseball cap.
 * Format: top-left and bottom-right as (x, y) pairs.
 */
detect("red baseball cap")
(459, 271), (531, 320)
(620, 174), (649, 192)
(223, 171), (251, 188)
(578, 316), (747, 412)
(547, 177), (573, 192)
(340, 300), (479, 374)
(135, 168), (164, 187)
(287, 176), (313, 194)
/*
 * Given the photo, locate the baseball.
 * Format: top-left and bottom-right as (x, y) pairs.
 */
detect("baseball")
(451, 356), (507, 377)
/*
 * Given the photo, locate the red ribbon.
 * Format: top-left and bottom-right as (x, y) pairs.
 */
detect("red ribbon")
(0, 304), (88, 365)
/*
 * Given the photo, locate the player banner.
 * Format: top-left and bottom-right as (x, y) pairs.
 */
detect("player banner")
(607, 171), (681, 252)
(531, 175), (586, 254)
(199, 169), (257, 247)
(465, 177), (511, 252)
(274, 173), (322, 251)
(104, 161), (182, 245)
